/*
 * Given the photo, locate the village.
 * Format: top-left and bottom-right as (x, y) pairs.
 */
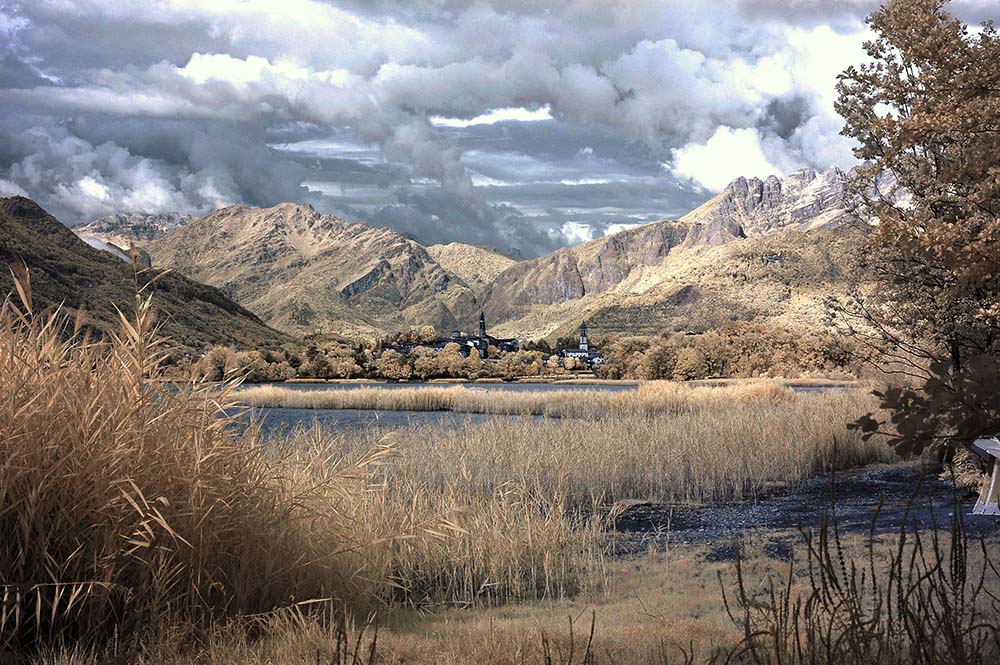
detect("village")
(383, 314), (605, 371)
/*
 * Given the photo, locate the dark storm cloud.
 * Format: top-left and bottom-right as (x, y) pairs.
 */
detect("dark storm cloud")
(1, 0), (995, 255)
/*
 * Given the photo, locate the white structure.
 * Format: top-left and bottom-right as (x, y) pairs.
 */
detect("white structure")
(561, 320), (603, 365)
(969, 438), (1000, 516)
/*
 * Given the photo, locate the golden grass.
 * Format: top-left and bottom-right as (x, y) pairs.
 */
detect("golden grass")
(0, 280), (599, 654)
(0, 284), (386, 648)
(30, 548), (743, 665)
(1, 270), (894, 661)
(277, 388), (889, 508)
(31, 525), (1000, 665)
(237, 379), (810, 418)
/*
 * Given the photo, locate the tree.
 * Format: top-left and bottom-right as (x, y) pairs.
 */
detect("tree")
(672, 347), (709, 381)
(410, 346), (439, 381)
(545, 354), (564, 375)
(437, 342), (467, 377)
(638, 340), (678, 380)
(374, 349), (412, 381)
(835, 0), (1000, 455)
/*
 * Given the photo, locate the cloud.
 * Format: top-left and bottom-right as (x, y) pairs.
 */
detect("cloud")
(556, 221), (596, 245)
(431, 105), (553, 128)
(0, 178), (28, 197)
(0, 0), (919, 253)
(670, 126), (783, 191)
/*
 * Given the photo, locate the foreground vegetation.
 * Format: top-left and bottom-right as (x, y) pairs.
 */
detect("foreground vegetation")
(4, 275), (998, 665)
(0, 268), (891, 656)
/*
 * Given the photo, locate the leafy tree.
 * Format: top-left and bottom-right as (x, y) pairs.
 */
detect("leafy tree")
(437, 342), (468, 377)
(672, 347), (709, 381)
(638, 341), (678, 380)
(374, 349), (412, 381)
(836, 0), (1000, 455)
(410, 346), (440, 381)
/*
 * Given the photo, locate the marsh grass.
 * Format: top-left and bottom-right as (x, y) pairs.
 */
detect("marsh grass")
(724, 500), (1000, 664)
(238, 379), (806, 418)
(0, 272), (391, 650)
(274, 388), (890, 507)
(0, 272), (601, 655)
(1, 268), (894, 661)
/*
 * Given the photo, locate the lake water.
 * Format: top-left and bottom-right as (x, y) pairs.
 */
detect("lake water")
(238, 406), (541, 438)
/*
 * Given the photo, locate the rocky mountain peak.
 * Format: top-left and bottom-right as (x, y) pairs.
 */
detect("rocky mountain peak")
(146, 202), (478, 337)
(681, 166), (850, 236)
(74, 211), (194, 250)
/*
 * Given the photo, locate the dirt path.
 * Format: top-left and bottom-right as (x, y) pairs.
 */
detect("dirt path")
(607, 463), (999, 561)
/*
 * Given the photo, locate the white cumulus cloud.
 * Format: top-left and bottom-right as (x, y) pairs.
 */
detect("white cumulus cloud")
(670, 126), (784, 192)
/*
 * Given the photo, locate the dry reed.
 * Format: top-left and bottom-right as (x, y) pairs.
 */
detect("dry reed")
(724, 503), (1000, 664)
(0, 274), (600, 655)
(274, 389), (889, 508)
(237, 379), (803, 418)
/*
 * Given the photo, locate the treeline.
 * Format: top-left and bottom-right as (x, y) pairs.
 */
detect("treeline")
(189, 321), (857, 383)
(189, 340), (587, 382)
(595, 321), (858, 380)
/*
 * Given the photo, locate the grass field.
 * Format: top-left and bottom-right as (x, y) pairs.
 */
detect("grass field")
(11, 279), (993, 665)
(275, 389), (890, 507)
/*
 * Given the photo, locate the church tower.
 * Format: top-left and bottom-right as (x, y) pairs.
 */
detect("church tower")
(479, 312), (487, 339)
(579, 320), (589, 351)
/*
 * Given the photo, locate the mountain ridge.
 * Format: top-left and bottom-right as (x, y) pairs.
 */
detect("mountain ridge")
(147, 202), (483, 338)
(0, 197), (287, 351)
(72, 166), (857, 340)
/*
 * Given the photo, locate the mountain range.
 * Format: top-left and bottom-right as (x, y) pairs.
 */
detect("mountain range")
(65, 166), (859, 343)
(0, 197), (286, 351)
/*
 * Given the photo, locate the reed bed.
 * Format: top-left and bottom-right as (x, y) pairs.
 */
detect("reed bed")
(0, 277), (599, 654)
(1, 270), (890, 659)
(277, 388), (889, 508)
(237, 379), (802, 418)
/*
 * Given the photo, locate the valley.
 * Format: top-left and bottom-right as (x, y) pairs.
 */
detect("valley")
(71, 167), (861, 344)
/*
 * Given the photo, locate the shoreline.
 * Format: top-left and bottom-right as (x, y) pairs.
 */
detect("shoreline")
(272, 376), (857, 388)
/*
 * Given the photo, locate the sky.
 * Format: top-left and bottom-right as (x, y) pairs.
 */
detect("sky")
(0, 1), (995, 257)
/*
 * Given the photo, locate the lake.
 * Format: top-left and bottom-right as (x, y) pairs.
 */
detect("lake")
(237, 406), (542, 438)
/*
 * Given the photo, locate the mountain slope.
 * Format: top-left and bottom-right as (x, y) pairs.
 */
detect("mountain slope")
(681, 167), (850, 235)
(480, 212), (745, 326)
(480, 167), (857, 339)
(75, 212), (194, 247)
(96, 166), (857, 342)
(425, 242), (517, 294)
(148, 203), (479, 338)
(0, 197), (286, 351)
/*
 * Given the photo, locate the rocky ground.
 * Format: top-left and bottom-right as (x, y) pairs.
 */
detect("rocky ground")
(607, 462), (999, 561)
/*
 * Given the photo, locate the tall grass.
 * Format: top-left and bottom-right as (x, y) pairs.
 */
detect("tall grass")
(0, 276), (600, 654)
(274, 389), (889, 508)
(724, 504), (1000, 664)
(0, 269), (893, 659)
(0, 277), (386, 649)
(238, 379), (804, 418)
